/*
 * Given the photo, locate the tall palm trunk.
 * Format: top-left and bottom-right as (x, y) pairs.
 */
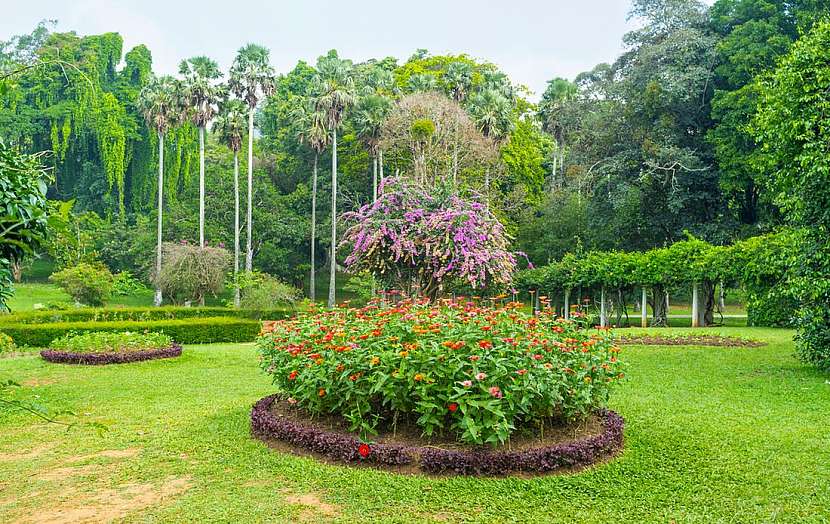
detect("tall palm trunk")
(199, 126), (205, 248)
(154, 131), (164, 307)
(246, 109), (254, 272)
(328, 127), (337, 308)
(379, 149), (384, 183)
(310, 153), (318, 301)
(372, 154), (378, 202)
(233, 151), (240, 308)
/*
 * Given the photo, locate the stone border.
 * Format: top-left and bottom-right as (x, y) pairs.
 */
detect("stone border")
(40, 343), (182, 365)
(251, 394), (624, 476)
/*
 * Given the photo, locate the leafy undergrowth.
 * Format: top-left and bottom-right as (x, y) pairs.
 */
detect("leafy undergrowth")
(0, 327), (828, 522)
(49, 331), (173, 354)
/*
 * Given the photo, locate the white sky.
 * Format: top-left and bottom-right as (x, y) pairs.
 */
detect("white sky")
(2, 0), (711, 100)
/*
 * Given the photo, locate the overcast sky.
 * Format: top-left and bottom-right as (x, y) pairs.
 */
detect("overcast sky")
(4, 0), (690, 100)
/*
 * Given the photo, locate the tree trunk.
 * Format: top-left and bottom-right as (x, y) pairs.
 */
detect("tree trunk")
(310, 153), (318, 302)
(233, 151), (240, 308)
(379, 149), (384, 183)
(650, 285), (668, 327)
(328, 127), (337, 308)
(246, 108), (254, 272)
(154, 131), (164, 307)
(372, 154), (378, 202)
(702, 280), (716, 326)
(641, 287), (648, 328)
(199, 126), (205, 248)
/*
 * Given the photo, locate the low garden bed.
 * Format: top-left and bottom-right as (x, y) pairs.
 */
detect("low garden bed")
(251, 394), (623, 476)
(40, 331), (182, 365)
(254, 299), (626, 476)
(617, 334), (766, 347)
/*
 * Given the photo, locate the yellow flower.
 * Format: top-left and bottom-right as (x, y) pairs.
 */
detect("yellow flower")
(370, 357), (380, 366)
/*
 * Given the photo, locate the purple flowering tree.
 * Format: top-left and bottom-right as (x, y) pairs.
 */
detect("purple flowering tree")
(341, 177), (519, 299)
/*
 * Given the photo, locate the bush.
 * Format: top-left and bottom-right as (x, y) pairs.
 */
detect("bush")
(0, 332), (15, 353)
(258, 299), (623, 446)
(49, 262), (114, 306)
(50, 331), (172, 354)
(2, 316), (262, 347)
(0, 306), (291, 326)
(111, 271), (149, 296)
(237, 271), (301, 310)
(155, 242), (230, 305)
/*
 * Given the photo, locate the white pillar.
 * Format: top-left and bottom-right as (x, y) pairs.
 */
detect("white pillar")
(641, 287), (648, 328)
(600, 287), (607, 328)
(691, 282), (700, 328)
(564, 289), (570, 320)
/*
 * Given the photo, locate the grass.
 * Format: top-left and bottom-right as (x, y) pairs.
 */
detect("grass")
(0, 327), (828, 522)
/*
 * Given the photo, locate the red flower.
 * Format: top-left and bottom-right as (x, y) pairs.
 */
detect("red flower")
(448, 403), (458, 412)
(358, 443), (371, 458)
(288, 370), (298, 381)
(478, 340), (493, 349)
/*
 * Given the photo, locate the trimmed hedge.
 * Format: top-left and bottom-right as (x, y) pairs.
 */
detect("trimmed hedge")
(0, 306), (291, 326)
(2, 317), (262, 347)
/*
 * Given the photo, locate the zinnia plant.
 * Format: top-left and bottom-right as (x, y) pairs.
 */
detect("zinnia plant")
(258, 299), (623, 446)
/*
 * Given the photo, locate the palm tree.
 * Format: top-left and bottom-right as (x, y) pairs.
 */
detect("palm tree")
(178, 56), (223, 248)
(213, 100), (247, 307)
(445, 61), (473, 103)
(228, 44), (276, 272)
(137, 75), (178, 307)
(361, 67), (397, 185)
(313, 51), (356, 308)
(293, 96), (329, 302)
(408, 73), (438, 93)
(468, 88), (514, 195)
(354, 93), (391, 201)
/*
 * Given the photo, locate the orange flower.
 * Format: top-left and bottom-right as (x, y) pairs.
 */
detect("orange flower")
(478, 340), (493, 350)
(399, 350), (409, 357)
(288, 370), (298, 381)
(414, 373), (425, 382)
(318, 388), (326, 397)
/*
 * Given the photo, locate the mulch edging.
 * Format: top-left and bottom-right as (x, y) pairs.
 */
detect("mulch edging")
(40, 343), (182, 365)
(617, 335), (766, 347)
(250, 394), (624, 476)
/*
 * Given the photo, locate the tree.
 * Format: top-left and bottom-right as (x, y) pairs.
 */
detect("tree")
(467, 88), (514, 196)
(753, 19), (830, 369)
(444, 61), (473, 103)
(0, 140), (51, 312)
(137, 75), (178, 306)
(178, 56), (223, 249)
(313, 51), (356, 307)
(353, 93), (392, 201)
(293, 95), (329, 301)
(229, 44), (276, 272)
(213, 99), (247, 307)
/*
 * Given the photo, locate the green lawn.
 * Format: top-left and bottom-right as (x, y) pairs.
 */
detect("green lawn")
(0, 327), (828, 522)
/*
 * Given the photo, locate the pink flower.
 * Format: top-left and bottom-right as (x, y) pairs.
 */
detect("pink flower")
(475, 372), (487, 381)
(460, 380), (473, 387)
(489, 386), (503, 399)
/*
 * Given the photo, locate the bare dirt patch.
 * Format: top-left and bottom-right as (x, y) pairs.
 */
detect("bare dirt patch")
(21, 378), (57, 387)
(281, 489), (339, 522)
(18, 476), (192, 524)
(0, 444), (53, 462)
(67, 448), (140, 463)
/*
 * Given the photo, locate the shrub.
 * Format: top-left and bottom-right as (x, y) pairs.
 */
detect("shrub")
(111, 271), (149, 296)
(155, 242), (230, 305)
(343, 271), (377, 306)
(237, 271), (301, 310)
(49, 262), (114, 306)
(341, 178), (519, 300)
(2, 316), (261, 347)
(50, 331), (172, 354)
(258, 299), (623, 446)
(0, 332), (15, 353)
(0, 306), (291, 326)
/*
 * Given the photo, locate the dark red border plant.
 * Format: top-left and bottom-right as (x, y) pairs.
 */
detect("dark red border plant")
(41, 343), (182, 365)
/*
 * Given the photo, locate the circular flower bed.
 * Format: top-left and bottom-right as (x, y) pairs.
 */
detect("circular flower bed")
(254, 299), (625, 473)
(41, 331), (182, 365)
(251, 394), (623, 476)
